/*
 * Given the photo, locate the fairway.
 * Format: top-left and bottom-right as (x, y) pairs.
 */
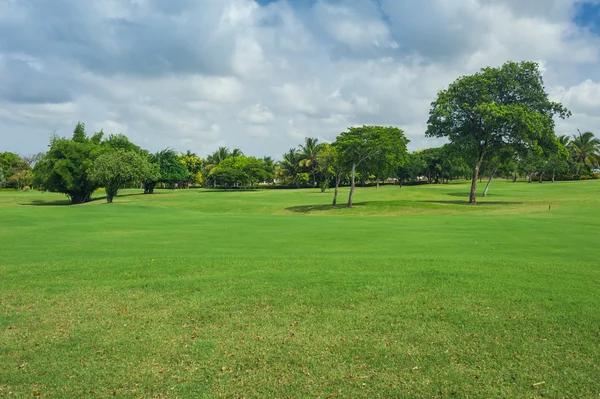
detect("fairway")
(1, 181), (599, 398)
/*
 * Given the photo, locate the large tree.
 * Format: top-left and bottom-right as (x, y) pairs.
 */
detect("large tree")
(33, 123), (101, 204)
(89, 150), (159, 203)
(334, 125), (409, 207)
(426, 61), (570, 203)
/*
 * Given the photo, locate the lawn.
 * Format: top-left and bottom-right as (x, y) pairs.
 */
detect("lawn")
(1, 181), (599, 398)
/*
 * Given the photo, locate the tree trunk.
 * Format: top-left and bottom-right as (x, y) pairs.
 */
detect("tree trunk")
(539, 172), (544, 183)
(528, 173), (532, 183)
(482, 166), (498, 197)
(512, 172), (517, 182)
(482, 175), (493, 197)
(332, 172), (341, 206)
(376, 179), (380, 189)
(399, 179), (403, 188)
(347, 163), (356, 208)
(552, 171), (555, 183)
(469, 152), (485, 204)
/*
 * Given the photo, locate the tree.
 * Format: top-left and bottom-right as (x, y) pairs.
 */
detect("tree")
(179, 151), (204, 188)
(102, 133), (142, 153)
(262, 156), (276, 184)
(334, 126), (409, 207)
(298, 137), (322, 186)
(22, 152), (45, 170)
(316, 144), (348, 205)
(279, 148), (302, 187)
(143, 149), (187, 193)
(204, 147), (232, 187)
(33, 124), (102, 204)
(0, 167), (5, 188)
(426, 61), (570, 203)
(570, 131), (600, 176)
(397, 151), (426, 187)
(8, 169), (33, 190)
(0, 152), (28, 188)
(89, 151), (159, 203)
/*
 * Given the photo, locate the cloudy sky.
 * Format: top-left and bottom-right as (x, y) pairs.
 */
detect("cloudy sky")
(1, 0), (599, 158)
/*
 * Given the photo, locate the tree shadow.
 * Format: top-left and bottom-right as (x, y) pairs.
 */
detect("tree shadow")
(197, 189), (260, 193)
(21, 191), (150, 206)
(21, 197), (104, 206)
(285, 201), (373, 213)
(418, 200), (523, 205)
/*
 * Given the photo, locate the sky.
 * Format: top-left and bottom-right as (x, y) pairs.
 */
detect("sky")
(1, 0), (599, 159)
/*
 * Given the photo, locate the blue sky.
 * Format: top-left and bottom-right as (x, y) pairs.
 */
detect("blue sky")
(0, 0), (599, 157)
(575, 1), (600, 34)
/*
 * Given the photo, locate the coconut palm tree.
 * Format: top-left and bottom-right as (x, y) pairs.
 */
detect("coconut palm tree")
(298, 137), (322, 186)
(280, 148), (301, 187)
(231, 148), (244, 158)
(570, 131), (600, 175)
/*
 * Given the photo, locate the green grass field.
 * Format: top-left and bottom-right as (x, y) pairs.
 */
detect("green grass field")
(1, 181), (599, 398)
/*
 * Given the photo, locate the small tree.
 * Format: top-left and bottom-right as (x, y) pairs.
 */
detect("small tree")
(426, 61), (570, 203)
(335, 126), (409, 207)
(89, 151), (159, 203)
(33, 124), (101, 204)
(316, 144), (348, 205)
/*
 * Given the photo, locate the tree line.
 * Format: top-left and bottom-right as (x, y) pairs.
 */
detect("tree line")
(1, 61), (598, 206)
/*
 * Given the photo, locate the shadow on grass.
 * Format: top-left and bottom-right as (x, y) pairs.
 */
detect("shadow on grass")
(419, 200), (523, 205)
(197, 189), (260, 193)
(21, 191), (150, 206)
(285, 201), (373, 213)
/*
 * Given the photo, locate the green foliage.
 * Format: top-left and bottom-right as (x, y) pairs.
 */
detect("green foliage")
(570, 130), (600, 175)
(89, 151), (159, 202)
(33, 125), (102, 204)
(143, 149), (187, 193)
(211, 156), (272, 189)
(279, 148), (302, 187)
(0, 167), (5, 188)
(179, 151), (205, 187)
(426, 61), (570, 203)
(0, 152), (29, 189)
(102, 133), (143, 154)
(334, 125), (409, 206)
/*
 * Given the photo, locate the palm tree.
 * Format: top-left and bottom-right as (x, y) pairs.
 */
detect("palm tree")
(262, 156), (275, 183)
(204, 147), (231, 187)
(570, 131), (600, 175)
(298, 137), (321, 186)
(280, 148), (301, 187)
(231, 148), (244, 158)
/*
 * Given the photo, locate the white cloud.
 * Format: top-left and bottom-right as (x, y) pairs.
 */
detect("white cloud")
(0, 0), (599, 158)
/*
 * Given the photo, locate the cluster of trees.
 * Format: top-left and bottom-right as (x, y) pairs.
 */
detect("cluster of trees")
(30, 124), (199, 203)
(0, 152), (44, 190)
(3, 61), (599, 206)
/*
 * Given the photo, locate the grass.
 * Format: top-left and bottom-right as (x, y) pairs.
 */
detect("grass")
(0, 180), (599, 398)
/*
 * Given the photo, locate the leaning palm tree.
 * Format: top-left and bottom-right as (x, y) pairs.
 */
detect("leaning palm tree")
(298, 137), (321, 186)
(570, 130), (600, 175)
